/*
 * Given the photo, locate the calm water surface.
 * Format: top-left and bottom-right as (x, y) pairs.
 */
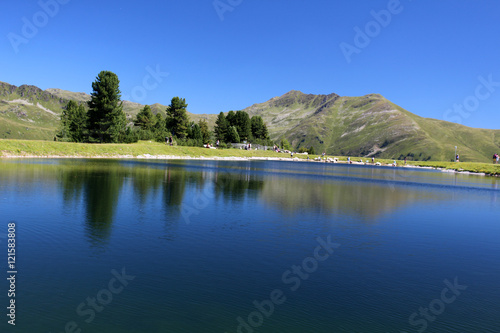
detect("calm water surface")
(0, 158), (499, 332)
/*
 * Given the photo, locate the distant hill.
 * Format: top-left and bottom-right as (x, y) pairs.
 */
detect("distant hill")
(0, 82), (216, 140)
(1, 81), (498, 162)
(244, 90), (500, 163)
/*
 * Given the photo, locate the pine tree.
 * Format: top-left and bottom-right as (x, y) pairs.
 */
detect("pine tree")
(226, 110), (236, 127)
(261, 123), (269, 140)
(235, 111), (251, 141)
(214, 112), (229, 141)
(57, 101), (87, 142)
(189, 123), (202, 141)
(280, 138), (291, 151)
(134, 105), (156, 131)
(198, 119), (211, 144)
(166, 97), (189, 139)
(87, 71), (126, 143)
(227, 126), (240, 143)
(68, 104), (87, 142)
(250, 115), (269, 139)
(153, 113), (168, 142)
(57, 100), (77, 140)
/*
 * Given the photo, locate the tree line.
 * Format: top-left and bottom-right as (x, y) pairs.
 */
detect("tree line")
(213, 110), (270, 146)
(57, 70), (273, 147)
(58, 71), (315, 152)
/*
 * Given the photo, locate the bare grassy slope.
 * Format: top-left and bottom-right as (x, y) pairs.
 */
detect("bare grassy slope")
(244, 91), (499, 163)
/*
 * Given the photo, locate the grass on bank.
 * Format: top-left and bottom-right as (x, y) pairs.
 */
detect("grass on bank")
(1, 139), (499, 176)
(0, 139), (299, 159)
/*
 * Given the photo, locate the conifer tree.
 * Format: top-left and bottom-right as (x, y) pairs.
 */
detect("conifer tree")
(87, 71), (126, 143)
(198, 119), (211, 144)
(250, 115), (269, 139)
(57, 100), (87, 142)
(68, 103), (87, 142)
(153, 113), (168, 142)
(227, 125), (240, 143)
(226, 110), (236, 127)
(234, 111), (251, 141)
(214, 112), (229, 141)
(134, 105), (156, 131)
(166, 97), (189, 139)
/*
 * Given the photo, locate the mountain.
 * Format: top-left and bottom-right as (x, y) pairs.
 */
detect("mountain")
(0, 82), (215, 140)
(1, 81), (499, 162)
(0, 82), (64, 140)
(243, 90), (500, 163)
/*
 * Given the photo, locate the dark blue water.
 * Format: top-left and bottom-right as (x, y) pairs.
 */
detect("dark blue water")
(0, 158), (499, 332)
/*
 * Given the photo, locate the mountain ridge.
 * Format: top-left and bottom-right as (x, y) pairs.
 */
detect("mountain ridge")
(242, 90), (499, 162)
(1, 80), (498, 162)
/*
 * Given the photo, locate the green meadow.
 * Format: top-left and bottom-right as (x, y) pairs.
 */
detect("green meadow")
(1, 139), (499, 176)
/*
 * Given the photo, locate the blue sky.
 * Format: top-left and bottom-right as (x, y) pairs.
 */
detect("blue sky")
(1, 0), (499, 129)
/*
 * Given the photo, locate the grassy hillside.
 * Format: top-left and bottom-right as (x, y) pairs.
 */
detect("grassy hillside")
(244, 91), (500, 163)
(0, 139), (287, 159)
(39, 88), (217, 127)
(0, 83), (216, 140)
(1, 81), (498, 162)
(0, 82), (61, 140)
(0, 99), (59, 140)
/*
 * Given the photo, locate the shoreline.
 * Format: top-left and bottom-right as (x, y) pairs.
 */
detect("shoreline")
(1, 152), (496, 177)
(1, 139), (498, 177)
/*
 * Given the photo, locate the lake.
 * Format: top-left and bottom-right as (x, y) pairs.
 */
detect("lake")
(0, 158), (499, 332)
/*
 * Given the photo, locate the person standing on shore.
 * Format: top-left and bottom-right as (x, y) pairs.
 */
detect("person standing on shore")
(456, 154), (459, 162)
